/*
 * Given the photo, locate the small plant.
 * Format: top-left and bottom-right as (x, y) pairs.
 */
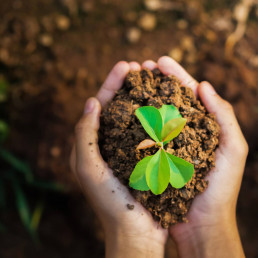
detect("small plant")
(129, 105), (194, 195)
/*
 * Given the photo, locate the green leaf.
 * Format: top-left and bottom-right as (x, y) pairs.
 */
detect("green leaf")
(30, 200), (45, 231)
(136, 106), (163, 142)
(129, 156), (152, 191)
(159, 105), (182, 125)
(12, 178), (36, 238)
(0, 149), (34, 182)
(161, 117), (187, 143)
(166, 153), (194, 189)
(146, 149), (170, 195)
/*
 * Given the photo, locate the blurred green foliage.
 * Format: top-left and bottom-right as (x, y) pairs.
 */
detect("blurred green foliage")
(0, 77), (66, 241)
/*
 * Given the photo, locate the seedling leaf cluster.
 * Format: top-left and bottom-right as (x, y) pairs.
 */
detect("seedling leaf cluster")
(129, 105), (194, 195)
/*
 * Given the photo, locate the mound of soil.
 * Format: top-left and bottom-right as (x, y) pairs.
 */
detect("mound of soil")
(100, 69), (220, 228)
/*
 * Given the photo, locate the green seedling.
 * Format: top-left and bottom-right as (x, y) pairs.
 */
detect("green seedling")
(129, 105), (194, 195)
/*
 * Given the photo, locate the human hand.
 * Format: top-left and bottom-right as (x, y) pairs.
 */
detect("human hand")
(153, 56), (248, 258)
(70, 61), (167, 258)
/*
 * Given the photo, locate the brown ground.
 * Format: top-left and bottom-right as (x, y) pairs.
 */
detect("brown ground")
(100, 69), (220, 228)
(0, 0), (257, 257)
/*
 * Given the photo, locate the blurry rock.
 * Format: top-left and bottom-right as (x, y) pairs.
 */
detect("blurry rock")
(126, 27), (141, 43)
(144, 0), (182, 11)
(144, 0), (161, 11)
(212, 16), (232, 32)
(181, 36), (194, 50)
(176, 19), (188, 30)
(138, 13), (157, 31)
(77, 68), (88, 80)
(56, 15), (70, 31)
(39, 34), (53, 47)
(168, 48), (183, 62)
(205, 30), (217, 42)
(50, 146), (61, 158)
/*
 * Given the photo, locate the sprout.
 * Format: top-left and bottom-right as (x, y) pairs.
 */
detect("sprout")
(129, 105), (194, 195)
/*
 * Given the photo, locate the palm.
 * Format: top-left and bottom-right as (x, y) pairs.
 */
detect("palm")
(104, 166), (168, 240)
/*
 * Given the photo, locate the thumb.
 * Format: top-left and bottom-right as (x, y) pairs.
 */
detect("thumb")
(74, 97), (107, 179)
(198, 81), (248, 159)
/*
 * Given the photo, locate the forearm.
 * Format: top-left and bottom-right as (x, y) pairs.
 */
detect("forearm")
(105, 229), (165, 258)
(173, 216), (245, 258)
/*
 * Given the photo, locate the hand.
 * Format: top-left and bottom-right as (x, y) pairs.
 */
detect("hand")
(155, 56), (248, 258)
(70, 61), (167, 258)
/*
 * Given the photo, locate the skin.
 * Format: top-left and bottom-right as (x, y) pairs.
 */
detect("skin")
(70, 56), (248, 258)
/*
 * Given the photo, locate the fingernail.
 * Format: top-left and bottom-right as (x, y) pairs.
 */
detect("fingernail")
(204, 82), (216, 95)
(84, 98), (96, 114)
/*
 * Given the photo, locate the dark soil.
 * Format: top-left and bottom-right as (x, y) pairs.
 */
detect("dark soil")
(100, 68), (220, 228)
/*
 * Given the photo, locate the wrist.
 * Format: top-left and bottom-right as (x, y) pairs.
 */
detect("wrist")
(105, 227), (166, 258)
(170, 214), (245, 258)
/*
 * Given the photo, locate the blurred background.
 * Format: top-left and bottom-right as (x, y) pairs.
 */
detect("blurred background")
(0, 0), (257, 257)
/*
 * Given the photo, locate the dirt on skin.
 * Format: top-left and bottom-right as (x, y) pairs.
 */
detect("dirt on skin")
(100, 68), (220, 228)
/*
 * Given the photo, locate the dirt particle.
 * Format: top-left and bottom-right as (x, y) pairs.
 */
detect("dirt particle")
(50, 146), (61, 157)
(55, 15), (70, 31)
(138, 13), (157, 31)
(126, 27), (141, 43)
(127, 204), (135, 210)
(39, 34), (53, 47)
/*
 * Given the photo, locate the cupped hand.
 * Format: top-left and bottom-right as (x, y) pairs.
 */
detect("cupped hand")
(70, 61), (167, 258)
(70, 56), (248, 258)
(156, 56), (247, 258)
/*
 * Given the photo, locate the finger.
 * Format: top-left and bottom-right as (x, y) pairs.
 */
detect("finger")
(96, 61), (130, 107)
(157, 56), (198, 96)
(75, 97), (107, 179)
(142, 60), (158, 70)
(129, 61), (141, 71)
(198, 81), (248, 159)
